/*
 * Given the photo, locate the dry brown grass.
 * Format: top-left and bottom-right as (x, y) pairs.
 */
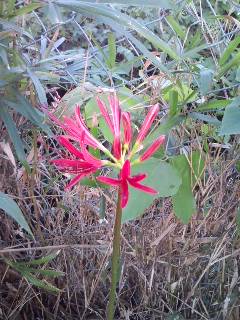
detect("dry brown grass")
(0, 122), (239, 320)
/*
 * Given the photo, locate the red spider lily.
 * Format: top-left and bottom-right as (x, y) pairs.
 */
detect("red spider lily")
(97, 160), (157, 208)
(50, 94), (165, 207)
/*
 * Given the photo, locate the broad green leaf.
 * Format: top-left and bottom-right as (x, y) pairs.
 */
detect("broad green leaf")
(195, 99), (231, 112)
(0, 192), (33, 237)
(122, 159), (181, 222)
(219, 35), (240, 66)
(0, 107), (26, 162)
(54, 1), (178, 60)
(199, 68), (213, 95)
(57, 82), (99, 117)
(171, 151), (205, 223)
(219, 97), (240, 135)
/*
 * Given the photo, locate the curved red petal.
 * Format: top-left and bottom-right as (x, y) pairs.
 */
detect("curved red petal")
(58, 136), (84, 159)
(75, 105), (105, 151)
(140, 135), (165, 162)
(136, 104), (159, 144)
(121, 159), (131, 180)
(81, 144), (103, 167)
(97, 176), (121, 186)
(96, 97), (114, 133)
(112, 136), (121, 159)
(109, 94), (121, 138)
(121, 180), (129, 208)
(128, 173), (147, 183)
(122, 112), (132, 146)
(65, 168), (97, 190)
(128, 180), (158, 195)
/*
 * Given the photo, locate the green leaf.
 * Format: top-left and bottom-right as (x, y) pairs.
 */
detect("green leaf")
(219, 35), (240, 66)
(166, 15), (186, 40)
(145, 115), (184, 145)
(0, 106), (26, 162)
(171, 151), (205, 223)
(195, 99), (231, 112)
(0, 192), (33, 237)
(219, 97), (240, 135)
(23, 268), (64, 277)
(54, 1), (178, 60)
(23, 273), (61, 293)
(217, 51), (240, 78)
(0, 18), (34, 39)
(169, 90), (179, 117)
(65, 0), (174, 8)
(122, 159), (181, 222)
(13, 3), (44, 16)
(107, 32), (116, 69)
(189, 112), (221, 126)
(3, 93), (52, 136)
(16, 252), (60, 266)
(27, 68), (47, 105)
(199, 68), (213, 95)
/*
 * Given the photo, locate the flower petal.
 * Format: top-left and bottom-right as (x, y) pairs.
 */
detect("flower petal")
(122, 112), (132, 147)
(65, 169), (97, 190)
(121, 159), (131, 180)
(136, 104), (159, 144)
(51, 159), (95, 173)
(97, 176), (121, 186)
(140, 135), (165, 162)
(58, 136), (84, 159)
(109, 94), (122, 159)
(128, 180), (158, 195)
(75, 105), (105, 151)
(121, 180), (129, 208)
(96, 97), (114, 133)
(81, 144), (104, 167)
(128, 173), (147, 183)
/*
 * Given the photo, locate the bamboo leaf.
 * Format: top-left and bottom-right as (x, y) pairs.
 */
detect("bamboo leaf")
(0, 192), (33, 237)
(53, 1), (178, 60)
(0, 106), (26, 162)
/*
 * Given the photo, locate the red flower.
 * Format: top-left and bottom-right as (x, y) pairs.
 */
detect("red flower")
(135, 104), (159, 145)
(51, 136), (106, 190)
(50, 94), (165, 207)
(122, 112), (132, 148)
(97, 160), (158, 208)
(96, 94), (121, 159)
(140, 135), (165, 162)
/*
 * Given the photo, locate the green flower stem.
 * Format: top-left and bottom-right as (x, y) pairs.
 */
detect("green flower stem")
(107, 189), (122, 320)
